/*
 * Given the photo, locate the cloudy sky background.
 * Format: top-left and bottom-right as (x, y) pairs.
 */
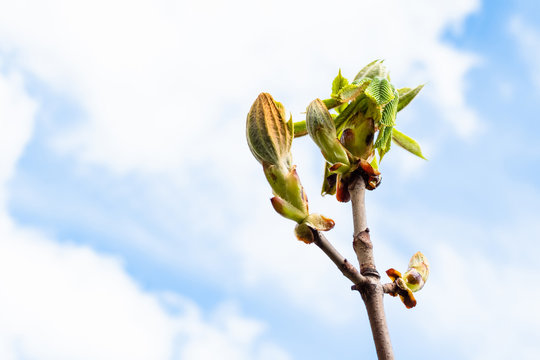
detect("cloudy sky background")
(0, 0), (539, 359)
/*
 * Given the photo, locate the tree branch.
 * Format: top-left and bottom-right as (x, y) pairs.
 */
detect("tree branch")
(382, 282), (398, 294)
(349, 176), (394, 360)
(312, 230), (367, 286)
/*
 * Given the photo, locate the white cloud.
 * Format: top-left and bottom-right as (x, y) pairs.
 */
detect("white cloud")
(0, 0), (510, 358)
(1, 2), (538, 359)
(0, 224), (290, 360)
(0, 0), (481, 174)
(0, 1), (488, 346)
(0, 66), (35, 207)
(509, 16), (540, 91)
(0, 63), (290, 360)
(371, 202), (540, 359)
(421, 243), (540, 360)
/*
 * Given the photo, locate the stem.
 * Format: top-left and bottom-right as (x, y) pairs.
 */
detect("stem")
(312, 230), (367, 286)
(382, 282), (398, 294)
(350, 174), (368, 232)
(349, 176), (394, 360)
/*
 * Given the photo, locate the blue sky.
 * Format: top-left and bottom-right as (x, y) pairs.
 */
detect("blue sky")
(0, 0), (539, 359)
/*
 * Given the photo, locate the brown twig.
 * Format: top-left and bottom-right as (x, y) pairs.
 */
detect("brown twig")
(349, 176), (394, 360)
(312, 230), (367, 286)
(382, 282), (398, 294)
(308, 176), (395, 359)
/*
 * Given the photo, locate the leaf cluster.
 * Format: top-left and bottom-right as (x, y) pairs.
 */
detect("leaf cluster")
(299, 60), (425, 201)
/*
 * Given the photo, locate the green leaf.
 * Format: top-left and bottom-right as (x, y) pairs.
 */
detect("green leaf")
(334, 95), (368, 134)
(335, 103), (348, 114)
(375, 126), (393, 161)
(365, 77), (395, 106)
(370, 156), (379, 171)
(379, 88), (399, 127)
(397, 84), (424, 112)
(337, 78), (370, 102)
(392, 128), (427, 160)
(321, 164), (337, 196)
(331, 69), (349, 97)
(354, 59), (388, 81)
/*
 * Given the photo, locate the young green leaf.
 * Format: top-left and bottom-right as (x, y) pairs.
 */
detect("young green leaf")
(375, 126), (393, 161)
(392, 128), (427, 160)
(331, 69), (349, 97)
(334, 95), (368, 134)
(397, 84), (424, 112)
(379, 88), (399, 127)
(321, 164), (337, 196)
(354, 59), (388, 81)
(365, 77), (395, 106)
(337, 78), (370, 102)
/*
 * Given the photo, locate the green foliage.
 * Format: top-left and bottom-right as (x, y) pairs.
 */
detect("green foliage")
(246, 60), (426, 239)
(397, 85), (424, 112)
(365, 77), (395, 107)
(392, 128), (427, 160)
(354, 59), (387, 81)
(331, 69), (349, 97)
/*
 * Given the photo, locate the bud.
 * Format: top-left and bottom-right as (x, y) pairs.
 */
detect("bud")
(270, 196), (307, 223)
(306, 99), (351, 173)
(294, 214), (335, 244)
(340, 114), (375, 160)
(386, 252), (430, 309)
(247, 94), (335, 243)
(264, 164), (308, 220)
(403, 251), (430, 292)
(246, 93), (293, 169)
(358, 160), (381, 191)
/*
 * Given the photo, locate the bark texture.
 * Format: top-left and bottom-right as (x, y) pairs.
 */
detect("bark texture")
(309, 175), (395, 359)
(349, 176), (394, 360)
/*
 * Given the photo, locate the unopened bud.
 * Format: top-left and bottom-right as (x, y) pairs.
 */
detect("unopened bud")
(246, 93), (293, 169)
(294, 214), (335, 244)
(386, 252), (429, 309)
(270, 196), (307, 223)
(263, 164), (308, 220)
(403, 251), (430, 292)
(340, 114), (375, 160)
(306, 99), (351, 173)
